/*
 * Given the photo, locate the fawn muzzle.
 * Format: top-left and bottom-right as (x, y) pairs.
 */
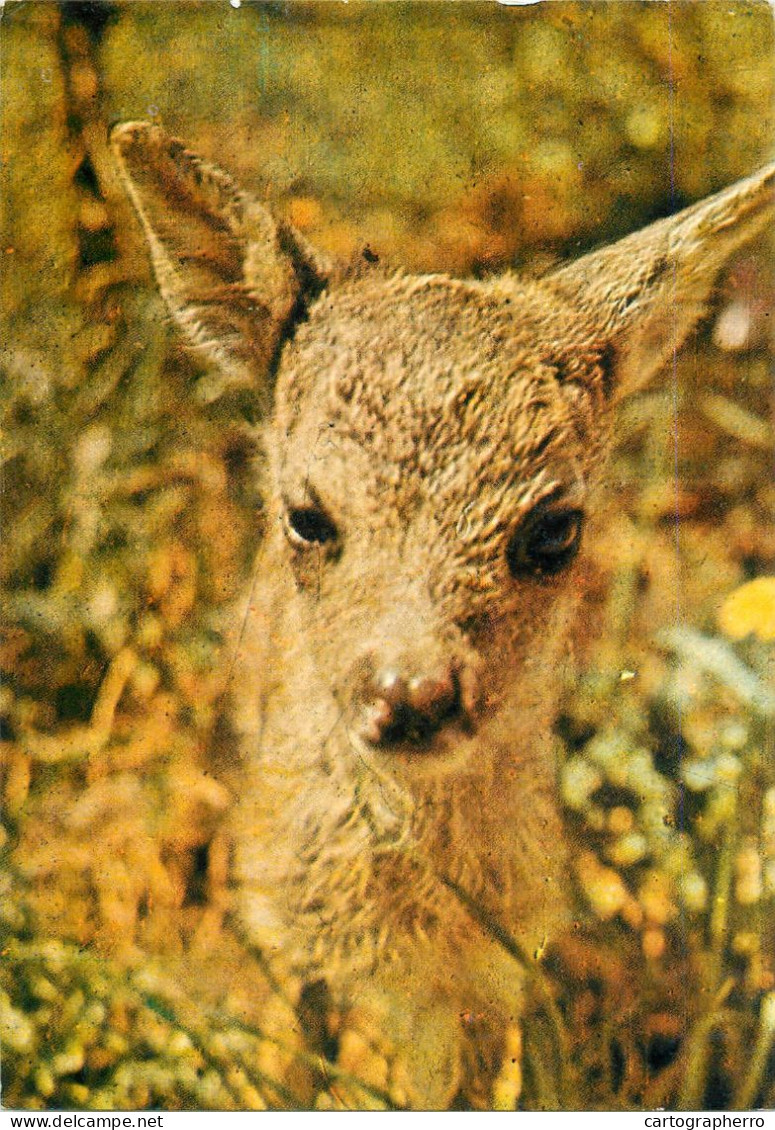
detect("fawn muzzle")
(356, 658), (475, 748)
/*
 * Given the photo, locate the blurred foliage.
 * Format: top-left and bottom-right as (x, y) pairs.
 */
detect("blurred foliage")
(1, 0), (774, 1111)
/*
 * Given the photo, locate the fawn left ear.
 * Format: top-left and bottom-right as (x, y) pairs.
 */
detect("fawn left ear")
(111, 122), (331, 402)
(548, 163), (775, 401)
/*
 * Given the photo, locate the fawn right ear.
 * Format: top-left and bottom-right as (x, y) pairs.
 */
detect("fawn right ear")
(549, 162), (775, 402)
(111, 122), (331, 398)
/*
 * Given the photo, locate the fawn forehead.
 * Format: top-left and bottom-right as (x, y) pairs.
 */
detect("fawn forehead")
(273, 270), (597, 511)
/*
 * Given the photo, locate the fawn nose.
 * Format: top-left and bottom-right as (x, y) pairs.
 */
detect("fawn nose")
(358, 662), (465, 747)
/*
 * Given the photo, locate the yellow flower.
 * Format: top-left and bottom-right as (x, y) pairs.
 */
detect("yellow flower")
(718, 577), (775, 642)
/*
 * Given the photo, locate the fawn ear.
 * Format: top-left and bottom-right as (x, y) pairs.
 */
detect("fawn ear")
(111, 122), (331, 398)
(549, 163), (775, 400)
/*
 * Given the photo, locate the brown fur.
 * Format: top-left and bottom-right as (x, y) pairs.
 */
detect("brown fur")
(112, 122), (773, 1107)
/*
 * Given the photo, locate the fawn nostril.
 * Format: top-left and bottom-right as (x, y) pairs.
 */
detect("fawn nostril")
(407, 672), (458, 721)
(376, 669), (408, 706)
(359, 663), (463, 747)
(359, 699), (397, 745)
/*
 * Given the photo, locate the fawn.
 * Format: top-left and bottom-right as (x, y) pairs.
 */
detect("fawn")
(112, 122), (774, 1107)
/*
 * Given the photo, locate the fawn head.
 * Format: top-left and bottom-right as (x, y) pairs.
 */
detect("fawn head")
(112, 123), (773, 777)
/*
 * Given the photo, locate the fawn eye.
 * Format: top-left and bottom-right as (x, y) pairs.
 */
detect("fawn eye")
(507, 507), (583, 578)
(284, 505), (338, 550)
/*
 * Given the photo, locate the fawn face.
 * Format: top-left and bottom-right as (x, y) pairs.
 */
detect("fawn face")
(267, 271), (611, 769)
